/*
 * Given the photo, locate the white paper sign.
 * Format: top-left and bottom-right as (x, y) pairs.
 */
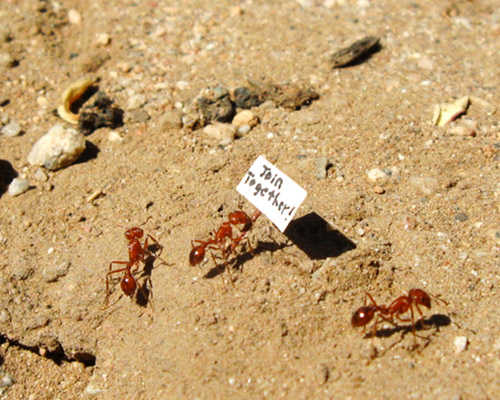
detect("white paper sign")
(236, 155), (307, 232)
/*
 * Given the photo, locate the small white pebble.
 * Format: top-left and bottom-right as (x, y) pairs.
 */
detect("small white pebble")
(107, 131), (123, 142)
(95, 33), (111, 46)
(34, 168), (48, 182)
(1, 122), (21, 137)
(230, 6), (243, 16)
(454, 336), (468, 354)
(68, 9), (82, 24)
(47, 247), (54, 255)
(367, 168), (390, 182)
(36, 96), (49, 108)
(235, 124), (251, 137)
(0, 373), (15, 387)
(127, 94), (146, 111)
(116, 61), (132, 73)
(267, 132), (274, 139)
(84, 383), (104, 395)
(8, 178), (29, 196)
(228, 377), (235, 386)
(175, 81), (189, 91)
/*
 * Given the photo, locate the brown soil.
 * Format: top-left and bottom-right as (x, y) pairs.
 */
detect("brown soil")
(0, 0), (499, 399)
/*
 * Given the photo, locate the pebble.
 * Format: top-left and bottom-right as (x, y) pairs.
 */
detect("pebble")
(159, 109), (183, 130)
(203, 123), (235, 143)
(314, 157), (330, 179)
(8, 178), (30, 196)
(229, 6), (243, 16)
(0, 25), (11, 43)
(107, 131), (123, 142)
(373, 185), (385, 194)
(1, 122), (21, 137)
(27, 125), (86, 170)
(454, 212), (468, 222)
(0, 373), (15, 387)
(116, 61), (132, 73)
(367, 168), (390, 183)
(128, 109), (150, 123)
(34, 168), (48, 182)
(235, 124), (251, 137)
(68, 9), (82, 24)
(175, 80), (189, 91)
(0, 309), (10, 324)
(0, 51), (16, 68)
(84, 383), (104, 396)
(232, 110), (259, 128)
(127, 94), (146, 110)
(43, 261), (71, 283)
(36, 96), (49, 108)
(233, 87), (263, 109)
(409, 176), (438, 195)
(454, 336), (468, 354)
(95, 33), (111, 46)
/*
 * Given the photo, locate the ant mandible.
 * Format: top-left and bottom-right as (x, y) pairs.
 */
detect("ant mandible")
(105, 225), (163, 307)
(351, 288), (446, 345)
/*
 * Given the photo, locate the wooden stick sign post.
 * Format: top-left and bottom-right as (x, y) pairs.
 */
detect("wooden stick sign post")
(236, 156), (307, 232)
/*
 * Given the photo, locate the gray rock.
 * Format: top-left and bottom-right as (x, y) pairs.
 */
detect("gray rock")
(27, 125), (86, 170)
(127, 94), (146, 110)
(8, 178), (30, 196)
(159, 109), (182, 130)
(1, 122), (21, 137)
(0, 372), (15, 387)
(0, 51), (16, 68)
(43, 261), (71, 283)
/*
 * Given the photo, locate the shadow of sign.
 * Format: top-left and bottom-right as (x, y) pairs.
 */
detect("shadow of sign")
(283, 212), (356, 260)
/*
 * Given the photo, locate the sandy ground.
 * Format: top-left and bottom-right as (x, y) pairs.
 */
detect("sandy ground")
(0, 0), (500, 399)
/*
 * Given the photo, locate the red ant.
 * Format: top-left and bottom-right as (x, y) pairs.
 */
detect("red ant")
(189, 209), (261, 282)
(351, 288), (447, 347)
(105, 225), (163, 308)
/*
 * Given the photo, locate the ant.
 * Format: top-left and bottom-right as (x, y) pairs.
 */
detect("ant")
(189, 221), (234, 277)
(189, 209), (261, 282)
(351, 288), (447, 348)
(105, 224), (163, 308)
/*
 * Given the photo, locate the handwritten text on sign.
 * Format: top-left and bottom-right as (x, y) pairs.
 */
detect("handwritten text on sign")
(237, 156), (307, 232)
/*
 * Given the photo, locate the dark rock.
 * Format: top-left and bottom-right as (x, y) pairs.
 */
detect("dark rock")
(233, 87), (264, 109)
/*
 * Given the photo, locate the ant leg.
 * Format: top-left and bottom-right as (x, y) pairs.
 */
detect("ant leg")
(364, 292), (377, 307)
(144, 234), (163, 257)
(208, 249), (230, 288)
(105, 261), (130, 307)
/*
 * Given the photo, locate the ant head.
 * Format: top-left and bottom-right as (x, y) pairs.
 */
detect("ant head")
(189, 245), (205, 266)
(351, 306), (376, 328)
(125, 227), (144, 241)
(121, 274), (137, 297)
(409, 288), (431, 309)
(228, 211), (248, 225)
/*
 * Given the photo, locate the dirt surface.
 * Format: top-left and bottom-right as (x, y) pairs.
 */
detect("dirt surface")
(1, 0), (500, 399)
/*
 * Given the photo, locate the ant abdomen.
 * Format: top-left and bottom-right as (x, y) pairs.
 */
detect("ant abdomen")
(351, 306), (376, 327)
(120, 274), (137, 297)
(189, 246), (205, 266)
